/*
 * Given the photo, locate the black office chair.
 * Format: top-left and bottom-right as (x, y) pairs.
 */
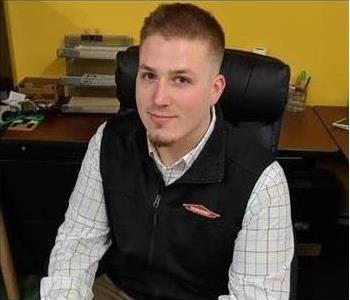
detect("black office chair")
(115, 46), (297, 300)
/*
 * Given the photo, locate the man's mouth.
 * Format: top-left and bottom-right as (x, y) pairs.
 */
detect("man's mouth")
(148, 112), (177, 123)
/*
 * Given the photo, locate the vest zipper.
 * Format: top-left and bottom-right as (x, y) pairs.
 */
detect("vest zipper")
(148, 193), (161, 266)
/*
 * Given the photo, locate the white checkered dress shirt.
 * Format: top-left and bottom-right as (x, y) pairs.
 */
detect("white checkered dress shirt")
(41, 107), (294, 300)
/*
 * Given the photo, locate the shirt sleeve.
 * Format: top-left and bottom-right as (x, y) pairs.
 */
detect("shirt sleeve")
(219, 161), (295, 300)
(40, 122), (111, 300)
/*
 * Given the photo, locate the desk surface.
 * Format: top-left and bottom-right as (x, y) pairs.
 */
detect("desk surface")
(0, 108), (339, 156)
(1, 112), (111, 144)
(313, 106), (349, 160)
(279, 106), (338, 155)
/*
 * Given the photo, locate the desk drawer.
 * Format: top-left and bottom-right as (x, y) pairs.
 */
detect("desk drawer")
(6, 221), (61, 274)
(0, 141), (87, 162)
(0, 159), (81, 274)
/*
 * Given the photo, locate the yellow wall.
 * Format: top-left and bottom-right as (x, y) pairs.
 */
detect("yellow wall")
(4, 0), (349, 106)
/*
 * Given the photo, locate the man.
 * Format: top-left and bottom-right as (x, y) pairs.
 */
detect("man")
(41, 3), (294, 300)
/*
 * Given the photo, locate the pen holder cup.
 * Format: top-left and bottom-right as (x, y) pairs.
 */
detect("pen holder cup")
(286, 87), (307, 112)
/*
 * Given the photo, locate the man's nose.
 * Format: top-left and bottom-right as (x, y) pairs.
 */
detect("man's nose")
(153, 79), (169, 106)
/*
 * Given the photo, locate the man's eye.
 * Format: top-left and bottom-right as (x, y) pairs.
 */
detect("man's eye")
(141, 72), (156, 81)
(174, 76), (191, 85)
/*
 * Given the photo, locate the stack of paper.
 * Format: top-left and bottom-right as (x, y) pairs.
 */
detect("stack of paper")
(62, 96), (120, 114)
(74, 45), (128, 60)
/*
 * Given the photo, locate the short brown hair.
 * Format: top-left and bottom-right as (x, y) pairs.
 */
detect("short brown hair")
(140, 3), (225, 67)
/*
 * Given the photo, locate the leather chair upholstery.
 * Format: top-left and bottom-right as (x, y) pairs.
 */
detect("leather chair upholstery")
(115, 47), (296, 299)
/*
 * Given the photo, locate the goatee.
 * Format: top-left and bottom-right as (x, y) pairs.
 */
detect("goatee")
(149, 135), (174, 147)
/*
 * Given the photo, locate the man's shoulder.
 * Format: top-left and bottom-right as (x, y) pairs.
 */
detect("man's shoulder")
(222, 120), (275, 176)
(103, 110), (143, 139)
(101, 110), (147, 157)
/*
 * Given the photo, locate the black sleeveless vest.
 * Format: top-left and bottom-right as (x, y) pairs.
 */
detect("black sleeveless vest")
(100, 111), (273, 300)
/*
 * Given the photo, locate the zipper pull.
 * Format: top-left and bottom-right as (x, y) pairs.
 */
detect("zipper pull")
(153, 194), (161, 208)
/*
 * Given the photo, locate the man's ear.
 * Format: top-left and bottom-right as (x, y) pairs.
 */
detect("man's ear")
(210, 74), (226, 105)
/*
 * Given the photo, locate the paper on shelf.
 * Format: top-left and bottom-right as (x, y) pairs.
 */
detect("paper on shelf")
(62, 96), (120, 114)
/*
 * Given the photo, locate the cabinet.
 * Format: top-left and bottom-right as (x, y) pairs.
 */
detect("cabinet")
(0, 157), (81, 274)
(0, 112), (110, 274)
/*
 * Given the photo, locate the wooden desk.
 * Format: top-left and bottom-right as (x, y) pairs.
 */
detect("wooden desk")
(0, 107), (340, 295)
(313, 106), (349, 160)
(1, 108), (337, 156)
(1, 112), (111, 144)
(0, 107), (339, 299)
(0, 112), (110, 300)
(279, 106), (338, 156)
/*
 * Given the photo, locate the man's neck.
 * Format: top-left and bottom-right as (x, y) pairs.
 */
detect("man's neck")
(156, 118), (211, 167)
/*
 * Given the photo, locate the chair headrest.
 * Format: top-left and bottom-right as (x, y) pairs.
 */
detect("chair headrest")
(116, 46), (290, 124)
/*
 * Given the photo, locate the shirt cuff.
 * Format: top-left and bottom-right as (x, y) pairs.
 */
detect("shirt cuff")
(40, 276), (93, 300)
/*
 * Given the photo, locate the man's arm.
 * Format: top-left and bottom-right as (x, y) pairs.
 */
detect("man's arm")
(220, 161), (294, 300)
(40, 123), (111, 300)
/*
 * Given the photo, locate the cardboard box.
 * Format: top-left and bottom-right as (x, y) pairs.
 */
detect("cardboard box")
(17, 77), (64, 104)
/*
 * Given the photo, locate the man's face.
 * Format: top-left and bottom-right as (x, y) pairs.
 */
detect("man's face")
(136, 34), (225, 148)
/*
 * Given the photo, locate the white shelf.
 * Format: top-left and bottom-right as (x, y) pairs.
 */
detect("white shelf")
(57, 45), (128, 60)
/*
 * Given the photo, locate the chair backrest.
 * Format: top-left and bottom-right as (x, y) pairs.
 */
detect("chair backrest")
(115, 46), (290, 156)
